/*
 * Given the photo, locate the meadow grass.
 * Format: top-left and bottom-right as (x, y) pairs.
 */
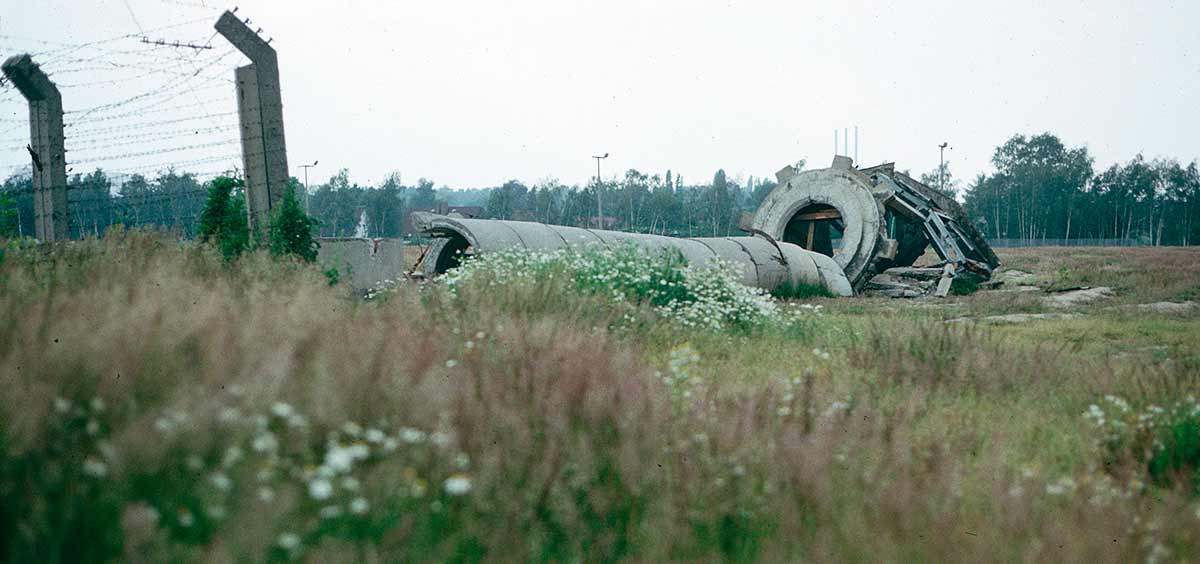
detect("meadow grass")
(1, 232), (1198, 562)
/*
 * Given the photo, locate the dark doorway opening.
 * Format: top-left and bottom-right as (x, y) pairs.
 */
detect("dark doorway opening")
(782, 203), (844, 257)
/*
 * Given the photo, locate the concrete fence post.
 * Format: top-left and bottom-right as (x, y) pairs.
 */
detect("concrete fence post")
(215, 10), (289, 241)
(2, 54), (68, 242)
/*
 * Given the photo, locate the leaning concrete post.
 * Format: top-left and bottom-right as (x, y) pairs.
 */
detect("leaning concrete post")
(215, 11), (290, 240)
(2, 55), (68, 242)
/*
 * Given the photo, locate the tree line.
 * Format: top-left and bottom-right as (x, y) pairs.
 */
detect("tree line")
(2, 132), (1197, 245)
(963, 133), (1200, 245)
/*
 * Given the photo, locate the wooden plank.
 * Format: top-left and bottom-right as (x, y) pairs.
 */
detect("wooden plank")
(794, 209), (842, 221)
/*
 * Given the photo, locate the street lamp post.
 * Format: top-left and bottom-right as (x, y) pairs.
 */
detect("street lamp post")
(938, 142), (949, 194)
(592, 153), (608, 229)
(298, 160), (318, 213)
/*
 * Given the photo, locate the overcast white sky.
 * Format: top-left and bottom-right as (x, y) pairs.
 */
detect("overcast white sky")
(2, 0), (1198, 189)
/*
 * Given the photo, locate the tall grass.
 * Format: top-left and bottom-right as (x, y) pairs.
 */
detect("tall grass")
(0, 231), (1197, 562)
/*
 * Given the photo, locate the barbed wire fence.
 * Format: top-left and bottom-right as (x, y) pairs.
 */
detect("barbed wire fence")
(0, 8), (262, 239)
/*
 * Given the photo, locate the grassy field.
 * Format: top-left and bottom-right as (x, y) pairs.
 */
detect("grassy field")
(1, 232), (1198, 562)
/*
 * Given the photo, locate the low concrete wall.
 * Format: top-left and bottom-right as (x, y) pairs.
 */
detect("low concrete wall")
(317, 238), (411, 290)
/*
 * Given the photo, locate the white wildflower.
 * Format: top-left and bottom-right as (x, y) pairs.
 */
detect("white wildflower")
(218, 407), (241, 423)
(308, 478), (333, 500)
(1045, 476), (1076, 496)
(270, 402), (293, 419)
(443, 474), (473, 496)
(341, 476), (360, 491)
(319, 505), (342, 520)
(223, 446), (243, 467)
(823, 400), (850, 419)
(398, 427), (427, 444)
(445, 359), (458, 368)
(257, 487), (275, 502)
(90, 397), (105, 412)
(177, 510), (195, 527)
(82, 457), (108, 478)
(54, 397), (72, 414)
(277, 532), (301, 550)
(365, 428), (386, 444)
(252, 432), (278, 453)
(287, 413), (308, 428)
(341, 421), (363, 437)
(85, 419), (101, 436)
(350, 497), (369, 514)
(154, 417), (173, 433)
(210, 473), (232, 491)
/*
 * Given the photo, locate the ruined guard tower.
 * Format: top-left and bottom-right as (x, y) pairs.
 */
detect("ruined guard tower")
(215, 11), (289, 239)
(2, 55), (68, 242)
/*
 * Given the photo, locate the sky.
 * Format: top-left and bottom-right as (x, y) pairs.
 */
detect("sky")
(1, 0), (1198, 190)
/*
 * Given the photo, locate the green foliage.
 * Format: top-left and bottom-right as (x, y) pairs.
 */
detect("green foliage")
(771, 280), (835, 300)
(268, 183), (318, 263)
(323, 266), (340, 286)
(1087, 395), (1200, 495)
(441, 244), (784, 331)
(197, 176), (249, 260)
(4, 235), (1200, 561)
(950, 277), (980, 295)
(0, 191), (18, 238)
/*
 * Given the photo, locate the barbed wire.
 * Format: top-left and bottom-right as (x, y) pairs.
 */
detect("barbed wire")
(63, 48), (237, 120)
(61, 111), (240, 139)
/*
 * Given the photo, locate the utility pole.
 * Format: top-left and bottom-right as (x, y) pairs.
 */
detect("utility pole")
(215, 10), (289, 241)
(2, 55), (67, 242)
(592, 153), (608, 229)
(298, 160), (317, 213)
(938, 142), (949, 194)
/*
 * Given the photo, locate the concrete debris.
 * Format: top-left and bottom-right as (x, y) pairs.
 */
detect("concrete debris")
(1043, 287), (1114, 308)
(752, 157), (998, 294)
(860, 264), (961, 299)
(947, 313), (1078, 324)
(410, 212), (854, 297)
(317, 157), (1001, 300)
(1120, 301), (1198, 315)
(994, 269), (1038, 286)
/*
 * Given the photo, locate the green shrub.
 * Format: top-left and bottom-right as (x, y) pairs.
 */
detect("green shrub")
(1086, 395), (1200, 494)
(197, 176), (249, 260)
(268, 184), (318, 263)
(771, 281), (835, 300)
(950, 277), (981, 295)
(0, 191), (20, 239)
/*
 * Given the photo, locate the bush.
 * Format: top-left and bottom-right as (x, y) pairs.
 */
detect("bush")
(197, 176), (249, 260)
(0, 191), (19, 239)
(441, 244), (780, 331)
(1086, 394), (1200, 494)
(268, 184), (318, 263)
(771, 281), (835, 300)
(950, 277), (981, 295)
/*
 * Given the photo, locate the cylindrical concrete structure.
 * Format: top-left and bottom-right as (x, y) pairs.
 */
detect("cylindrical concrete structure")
(752, 159), (894, 290)
(412, 213), (852, 297)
